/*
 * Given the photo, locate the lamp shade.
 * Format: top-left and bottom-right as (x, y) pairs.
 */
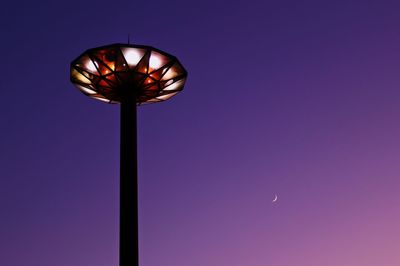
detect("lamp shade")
(70, 43), (187, 105)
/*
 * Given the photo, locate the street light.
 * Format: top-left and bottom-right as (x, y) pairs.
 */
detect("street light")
(70, 43), (187, 266)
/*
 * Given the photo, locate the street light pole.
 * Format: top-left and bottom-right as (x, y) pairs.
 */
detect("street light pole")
(120, 99), (138, 266)
(70, 43), (187, 266)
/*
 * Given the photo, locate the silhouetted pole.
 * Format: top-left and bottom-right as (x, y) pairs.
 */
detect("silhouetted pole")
(120, 98), (138, 266)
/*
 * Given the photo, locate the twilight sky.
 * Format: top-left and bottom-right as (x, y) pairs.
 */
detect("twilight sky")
(1, 0), (400, 265)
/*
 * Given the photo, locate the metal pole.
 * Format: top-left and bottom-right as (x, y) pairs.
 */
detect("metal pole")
(120, 99), (138, 266)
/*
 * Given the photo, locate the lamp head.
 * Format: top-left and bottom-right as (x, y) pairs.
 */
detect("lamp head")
(70, 43), (187, 105)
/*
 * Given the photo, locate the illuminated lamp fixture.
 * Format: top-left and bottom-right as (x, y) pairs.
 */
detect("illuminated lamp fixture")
(70, 43), (187, 266)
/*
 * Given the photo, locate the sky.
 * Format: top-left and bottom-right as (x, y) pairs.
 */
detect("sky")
(1, 0), (400, 265)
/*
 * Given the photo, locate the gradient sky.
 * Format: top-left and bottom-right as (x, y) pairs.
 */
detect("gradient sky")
(1, 0), (400, 265)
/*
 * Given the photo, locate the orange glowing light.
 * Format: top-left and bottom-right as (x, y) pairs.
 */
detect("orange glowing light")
(70, 43), (187, 105)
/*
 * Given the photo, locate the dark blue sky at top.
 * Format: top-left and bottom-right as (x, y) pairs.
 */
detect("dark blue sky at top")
(2, 0), (400, 265)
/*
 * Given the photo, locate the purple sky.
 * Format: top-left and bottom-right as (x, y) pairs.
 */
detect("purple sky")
(2, 0), (400, 265)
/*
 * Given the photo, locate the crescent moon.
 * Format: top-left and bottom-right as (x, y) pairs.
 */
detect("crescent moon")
(272, 194), (278, 203)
